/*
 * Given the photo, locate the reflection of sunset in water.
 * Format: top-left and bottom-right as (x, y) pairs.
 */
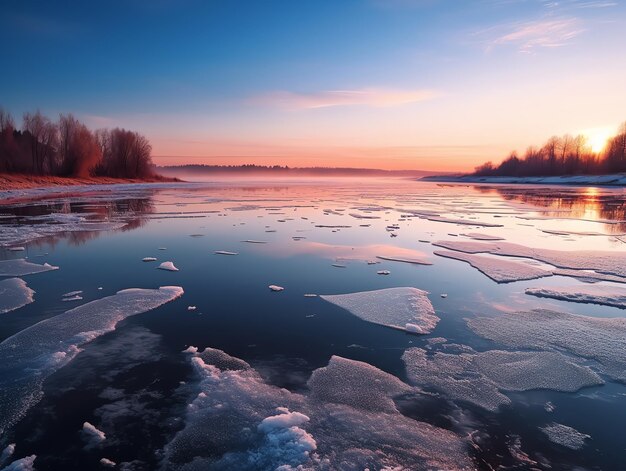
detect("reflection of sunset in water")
(477, 185), (626, 232)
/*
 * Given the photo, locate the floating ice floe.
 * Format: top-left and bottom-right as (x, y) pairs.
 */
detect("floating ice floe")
(99, 458), (116, 467)
(320, 287), (439, 334)
(268, 285), (284, 292)
(377, 270), (391, 275)
(0, 444), (15, 464)
(525, 284), (626, 309)
(433, 240), (626, 278)
(349, 213), (380, 219)
(468, 309), (626, 382)
(142, 257), (157, 262)
(434, 250), (551, 283)
(0, 259), (59, 277)
(162, 349), (472, 470)
(540, 423), (590, 450)
(157, 261), (179, 271)
(214, 250), (238, 256)
(303, 294), (317, 297)
(0, 279), (34, 314)
(552, 268), (626, 284)
(7, 247), (25, 252)
(0, 214), (127, 248)
(425, 215), (503, 227)
(61, 295), (83, 302)
(460, 232), (505, 241)
(0, 285), (183, 436)
(0, 455), (36, 471)
(82, 421), (106, 446)
(375, 255), (432, 265)
(402, 347), (602, 412)
(187, 306), (197, 311)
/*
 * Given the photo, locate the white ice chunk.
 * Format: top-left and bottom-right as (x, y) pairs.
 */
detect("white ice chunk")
(460, 232), (504, 241)
(0, 279), (34, 314)
(526, 284), (626, 309)
(307, 355), (412, 413)
(214, 251), (238, 256)
(82, 421), (106, 445)
(434, 250), (551, 283)
(268, 285), (284, 292)
(0, 455), (36, 471)
(376, 255), (432, 265)
(0, 444), (15, 464)
(142, 257), (157, 262)
(377, 270), (391, 275)
(540, 423), (590, 449)
(0, 259), (58, 277)
(157, 261), (179, 271)
(99, 458), (116, 467)
(0, 286), (183, 435)
(61, 295), (83, 302)
(62, 290), (83, 297)
(7, 247), (25, 252)
(425, 215), (503, 227)
(320, 287), (439, 334)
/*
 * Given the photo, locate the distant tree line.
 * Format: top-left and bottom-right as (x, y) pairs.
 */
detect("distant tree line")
(0, 108), (155, 178)
(159, 164), (431, 177)
(474, 122), (626, 177)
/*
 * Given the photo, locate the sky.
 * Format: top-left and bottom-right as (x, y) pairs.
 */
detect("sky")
(1, 0), (626, 171)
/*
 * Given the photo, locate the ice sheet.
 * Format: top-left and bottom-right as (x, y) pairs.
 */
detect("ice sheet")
(163, 349), (472, 470)
(320, 287), (439, 334)
(0, 259), (58, 277)
(540, 423), (590, 449)
(468, 309), (626, 382)
(526, 284), (626, 309)
(433, 240), (626, 278)
(0, 278), (34, 314)
(0, 286), (183, 435)
(434, 250), (551, 283)
(402, 347), (601, 412)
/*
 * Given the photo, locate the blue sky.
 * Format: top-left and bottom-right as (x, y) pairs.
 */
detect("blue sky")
(2, 0), (625, 169)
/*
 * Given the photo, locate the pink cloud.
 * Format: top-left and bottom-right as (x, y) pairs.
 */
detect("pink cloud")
(481, 18), (585, 53)
(249, 87), (440, 109)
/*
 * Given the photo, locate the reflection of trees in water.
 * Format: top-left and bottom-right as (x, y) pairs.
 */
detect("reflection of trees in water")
(4, 197), (155, 247)
(475, 186), (626, 231)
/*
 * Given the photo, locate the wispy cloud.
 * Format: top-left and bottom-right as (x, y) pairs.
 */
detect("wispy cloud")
(249, 88), (440, 109)
(479, 17), (585, 53)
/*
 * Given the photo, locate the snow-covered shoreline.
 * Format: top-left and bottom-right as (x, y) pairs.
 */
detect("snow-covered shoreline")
(421, 174), (626, 186)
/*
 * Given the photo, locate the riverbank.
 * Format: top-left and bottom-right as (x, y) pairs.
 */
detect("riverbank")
(421, 173), (626, 186)
(0, 173), (180, 191)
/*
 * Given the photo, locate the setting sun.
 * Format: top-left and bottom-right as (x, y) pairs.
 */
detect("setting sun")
(585, 127), (614, 154)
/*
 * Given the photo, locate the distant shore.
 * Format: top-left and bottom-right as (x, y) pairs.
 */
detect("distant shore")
(0, 173), (181, 191)
(421, 173), (626, 187)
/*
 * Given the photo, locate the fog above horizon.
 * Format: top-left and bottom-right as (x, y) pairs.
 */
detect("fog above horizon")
(2, 0), (625, 171)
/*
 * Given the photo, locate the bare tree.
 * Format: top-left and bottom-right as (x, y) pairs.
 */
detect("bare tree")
(23, 111), (58, 174)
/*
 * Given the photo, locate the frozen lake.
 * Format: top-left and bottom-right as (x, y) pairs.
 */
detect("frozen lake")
(1, 178), (626, 470)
